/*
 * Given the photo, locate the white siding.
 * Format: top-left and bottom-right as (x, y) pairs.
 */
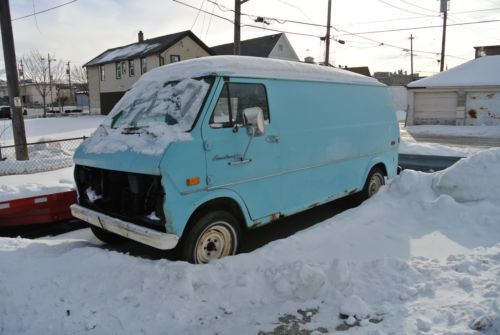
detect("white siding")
(465, 91), (500, 125)
(268, 35), (300, 62)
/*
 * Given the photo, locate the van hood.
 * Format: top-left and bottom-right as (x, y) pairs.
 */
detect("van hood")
(73, 125), (192, 175)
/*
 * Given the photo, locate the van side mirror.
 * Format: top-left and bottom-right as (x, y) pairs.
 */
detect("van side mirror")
(243, 107), (265, 137)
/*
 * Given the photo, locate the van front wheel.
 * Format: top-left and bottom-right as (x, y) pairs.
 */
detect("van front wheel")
(359, 167), (385, 201)
(181, 210), (241, 264)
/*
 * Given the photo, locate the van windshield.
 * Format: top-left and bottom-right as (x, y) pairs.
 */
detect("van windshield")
(109, 76), (214, 132)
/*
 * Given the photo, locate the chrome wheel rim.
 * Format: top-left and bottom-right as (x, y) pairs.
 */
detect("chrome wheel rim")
(368, 173), (384, 197)
(194, 222), (236, 264)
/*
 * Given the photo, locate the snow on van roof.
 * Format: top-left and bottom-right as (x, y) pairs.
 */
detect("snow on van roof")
(407, 55), (500, 88)
(139, 56), (383, 86)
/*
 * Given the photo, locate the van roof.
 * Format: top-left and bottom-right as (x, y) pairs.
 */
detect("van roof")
(140, 56), (384, 86)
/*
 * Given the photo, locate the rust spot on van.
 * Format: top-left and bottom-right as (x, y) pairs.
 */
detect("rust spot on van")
(486, 93), (495, 99)
(270, 213), (279, 222)
(470, 96), (477, 99)
(468, 109), (477, 119)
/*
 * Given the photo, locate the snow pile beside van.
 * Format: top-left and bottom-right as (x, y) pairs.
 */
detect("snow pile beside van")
(1, 149), (500, 334)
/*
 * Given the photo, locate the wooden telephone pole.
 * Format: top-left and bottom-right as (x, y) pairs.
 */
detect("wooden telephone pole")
(440, 0), (448, 72)
(409, 34), (414, 80)
(324, 0), (332, 66)
(0, 0), (28, 160)
(234, 0), (249, 55)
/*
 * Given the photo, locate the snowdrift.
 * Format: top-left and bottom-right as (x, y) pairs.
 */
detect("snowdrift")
(1, 149), (500, 334)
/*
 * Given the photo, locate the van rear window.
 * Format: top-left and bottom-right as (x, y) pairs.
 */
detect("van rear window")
(210, 83), (269, 128)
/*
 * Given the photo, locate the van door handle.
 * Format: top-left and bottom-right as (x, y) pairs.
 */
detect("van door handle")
(266, 135), (280, 143)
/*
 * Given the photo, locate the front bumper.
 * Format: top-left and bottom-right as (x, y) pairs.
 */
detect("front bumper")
(71, 204), (179, 250)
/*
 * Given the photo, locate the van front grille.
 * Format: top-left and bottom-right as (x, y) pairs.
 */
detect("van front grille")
(74, 165), (166, 232)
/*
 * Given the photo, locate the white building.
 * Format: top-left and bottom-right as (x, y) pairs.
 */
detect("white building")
(407, 55), (500, 126)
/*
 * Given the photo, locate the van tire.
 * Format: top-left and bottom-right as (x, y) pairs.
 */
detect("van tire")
(180, 210), (241, 264)
(90, 225), (126, 244)
(359, 167), (385, 201)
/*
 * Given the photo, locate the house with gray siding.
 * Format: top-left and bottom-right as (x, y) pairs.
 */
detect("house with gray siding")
(84, 30), (213, 115)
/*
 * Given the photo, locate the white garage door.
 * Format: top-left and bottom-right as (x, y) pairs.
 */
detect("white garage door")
(465, 92), (500, 126)
(414, 92), (457, 125)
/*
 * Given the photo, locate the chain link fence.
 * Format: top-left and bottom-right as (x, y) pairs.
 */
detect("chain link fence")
(0, 137), (85, 176)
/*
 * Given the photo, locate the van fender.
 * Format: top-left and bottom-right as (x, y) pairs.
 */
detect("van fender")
(361, 157), (388, 187)
(169, 188), (253, 237)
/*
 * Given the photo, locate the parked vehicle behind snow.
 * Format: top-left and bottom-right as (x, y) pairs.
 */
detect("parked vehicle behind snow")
(71, 56), (399, 263)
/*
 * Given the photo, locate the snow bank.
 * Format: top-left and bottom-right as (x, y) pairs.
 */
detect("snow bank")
(433, 148), (500, 203)
(0, 167), (74, 202)
(1, 150), (500, 334)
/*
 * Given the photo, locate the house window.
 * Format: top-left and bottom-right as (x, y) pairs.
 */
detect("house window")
(129, 60), (135, 77)
(159, 55), (165, 66)
(115, 62), (121, 79)
(100, 65), (105, 81)
(170, 55), (181, 63)
(210, 83), (270, 128)
(121, 61), (127, 75)
(141, 57), (147, 74)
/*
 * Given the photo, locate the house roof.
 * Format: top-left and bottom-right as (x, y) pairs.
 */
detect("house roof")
(344, 66), (371, 77)
(138, 55), (383, 86)
(407, 55), (500, 88)
(84, 30), (214, 67)
(211, 33), (284, 57)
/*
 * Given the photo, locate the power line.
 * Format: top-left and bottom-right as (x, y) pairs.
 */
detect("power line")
(173, 0), (469, 61)
(397, 0), (436, 14)
(12, 0), (79, 21)
(377, 0), (431, 16)
(338, 18), (500, 36)
(191, 0), (207, 30)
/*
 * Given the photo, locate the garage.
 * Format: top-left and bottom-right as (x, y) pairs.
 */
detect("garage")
(407, 55), (500, 126)
(413, 91), (457, 125)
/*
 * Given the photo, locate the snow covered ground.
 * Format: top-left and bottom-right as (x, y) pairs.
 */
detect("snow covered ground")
(406, 125), (500, 139)
(0, 115), (105, 145)
(1, 149), (500, 334)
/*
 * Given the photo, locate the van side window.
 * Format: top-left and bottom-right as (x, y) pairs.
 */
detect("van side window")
(210, 83), (269, 128)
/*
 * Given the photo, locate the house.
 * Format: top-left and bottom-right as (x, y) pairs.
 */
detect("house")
(1, 80), (58, 107)
(474, 45), (500, 58)
(374, 70), (422, 86)
(340, 66), (371, 77)
(84, 30), (214, 115)
(406, 55), (500, 126)
(212, 33), (299, 62)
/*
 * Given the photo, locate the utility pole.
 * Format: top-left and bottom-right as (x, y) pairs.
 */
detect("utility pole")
(0, 0), (28, 160)
(409, 34), (414, 80)
(47, 53), (56, 108)
(324, 0), (332, 66)
(234, 0), (248, 55)
(67, 61), (72, 104)
(440, 0), (448, 72)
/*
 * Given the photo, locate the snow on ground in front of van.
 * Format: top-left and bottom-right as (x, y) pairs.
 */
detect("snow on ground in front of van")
(2, 149), (500, 335)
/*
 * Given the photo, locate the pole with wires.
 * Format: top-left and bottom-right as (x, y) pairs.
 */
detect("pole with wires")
(409, 34), (414, 80)
(440, 0), (448, 72)
(324, 0), (332, 66)
(0, 0), (28, 160)
(234, 0), (248, 55)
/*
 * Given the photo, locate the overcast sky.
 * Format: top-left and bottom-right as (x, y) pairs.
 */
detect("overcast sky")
(1, 0), (499, 79)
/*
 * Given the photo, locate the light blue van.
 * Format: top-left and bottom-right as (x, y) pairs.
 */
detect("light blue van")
(71, 56), (399, 263)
